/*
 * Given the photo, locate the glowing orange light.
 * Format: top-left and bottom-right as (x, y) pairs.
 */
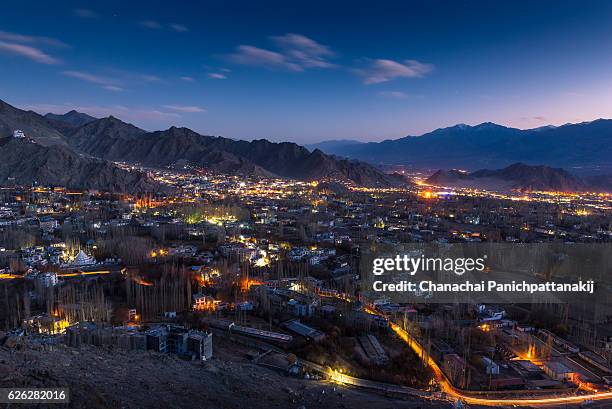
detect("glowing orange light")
(240, 278), (263, 292)
(420, 190), (434, 199)
(132, 276), (153, 286)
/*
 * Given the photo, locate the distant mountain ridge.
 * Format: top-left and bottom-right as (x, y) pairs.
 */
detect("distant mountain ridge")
(0, 99), (398, 188)
(45, 110), (97, 128)
(4, 97), (609, 191)
(312, 121), (612, 174)
(306, 139), (365, 152)
(66, 120), (397, 185)
(425, 163), (598, 192)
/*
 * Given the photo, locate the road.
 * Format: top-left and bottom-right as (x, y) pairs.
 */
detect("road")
(320, 291), (612, 407)
(390, 321), (612, 407)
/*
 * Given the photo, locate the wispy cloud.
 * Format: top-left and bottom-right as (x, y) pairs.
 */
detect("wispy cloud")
(88, 106), (180, 122)
(229, 45), (298, 71)
(163, 105), (207, 113)
(164, 105), (206, 114)
(142, 74), (161, 82)
(516, 116), (550, 127)
(0, 30), (66, 64)
(227, 33), (336, 72)
(23, 103), (180, 124)
(180, 76), (195, 82)
(74, 8), (98, 19)
(271, 33), (336, 69)
(63, 70), (113, 85)
(356, 59), (433, 84)
(0, 41), (60, 64)
(63, 68), (169, 91)
(170, 23), (188, 32)
(0, 31), (68, 48)
(140, 20), (163, 29)
(62, 70), (122, 91)
(378, 90), (409, 99)
(208, 73), (227, 79)
(102, 85), (124, 92)
(140, 21), (188, 32)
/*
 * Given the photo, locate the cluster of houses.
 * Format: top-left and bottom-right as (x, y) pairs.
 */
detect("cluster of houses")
(65, 322), (213, 361)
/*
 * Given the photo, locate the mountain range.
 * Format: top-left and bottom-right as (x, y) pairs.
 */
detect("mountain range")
(45, 110), (97, 128)
(44, 110), (97, 134)
(425, 163), (594, 192)
(2, 97), (610, 193)
(0, 100), (67, 146)
(305, 139), (364, 152)
(309, 121), (612, 175)
(0, 137), (159, 193)
(0, 99), (397, 192)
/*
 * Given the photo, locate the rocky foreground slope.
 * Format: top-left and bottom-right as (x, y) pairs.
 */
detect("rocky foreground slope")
(0, 336), (444, 409)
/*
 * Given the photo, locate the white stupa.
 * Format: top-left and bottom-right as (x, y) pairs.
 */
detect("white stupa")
(71, 250), (95, 267)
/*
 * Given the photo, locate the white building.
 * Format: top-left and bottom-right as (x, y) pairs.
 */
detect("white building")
(13, 130), (26, 138)
(38, 272), (58, 287)
(39, 217), (58, 233)
(71, 250), (96, 267)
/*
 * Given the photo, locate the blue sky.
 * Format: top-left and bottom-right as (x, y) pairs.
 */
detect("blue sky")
(2, 0), (612, 143)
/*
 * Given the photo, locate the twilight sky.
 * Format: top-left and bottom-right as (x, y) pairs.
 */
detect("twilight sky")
(2, 0), (612, 143)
